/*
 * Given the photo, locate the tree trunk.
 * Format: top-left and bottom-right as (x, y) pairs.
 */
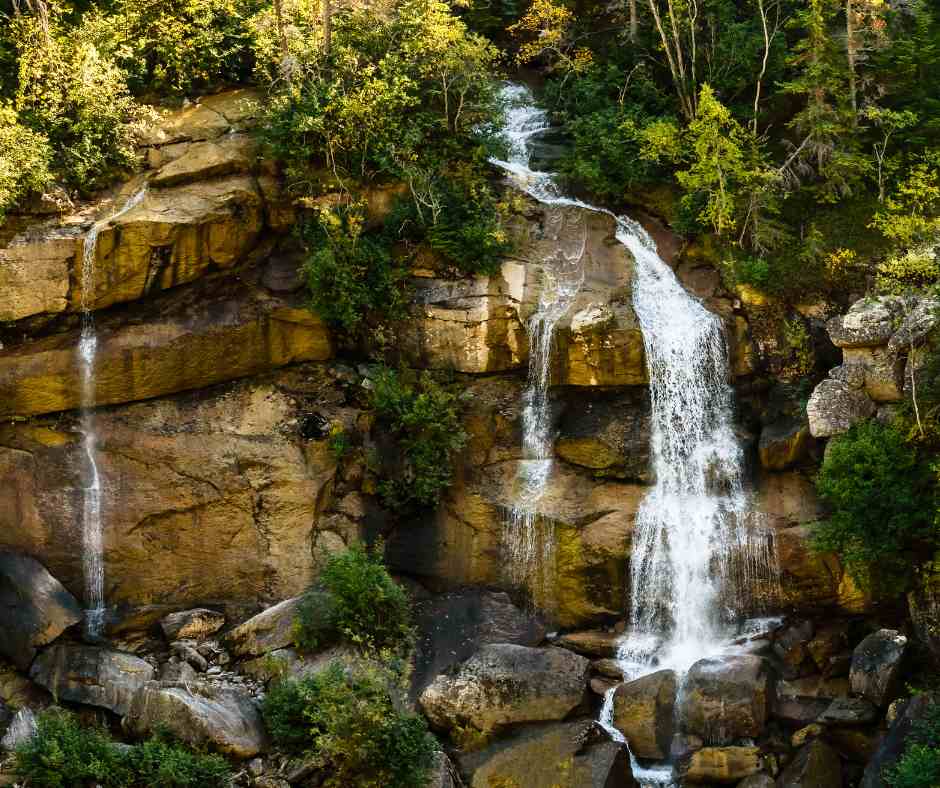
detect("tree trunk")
(846, 0), (858, 124)
(629, 0), (638, 42)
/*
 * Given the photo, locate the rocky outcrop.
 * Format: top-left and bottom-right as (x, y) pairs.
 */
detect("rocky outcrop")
(807, 378), (877, 438)
(456, 720), (636, 788)
(30, 644), (154, 715)
(612, 669), (676, 759)
(0, 224), (80, 323)
(224, 597), (304, 658)
(850, 629), (908, 707)
(778, 739), (842, 788)
(0, 552), (82, 670)
(124, 681), (266, 758)
(678, 656), (771, 744)
(679, 746), (762, 784)
(419, 644), (589, 732)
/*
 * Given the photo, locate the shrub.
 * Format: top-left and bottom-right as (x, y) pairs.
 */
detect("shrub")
(372, 367), (467, 512)
(885, 700), (940, 788)
(14, 709), (231, 788)
(0, 104), (51, 219)
(814, 420), (936, 590)
(295, 543), (413, 654)
(262, 661), (436, 788)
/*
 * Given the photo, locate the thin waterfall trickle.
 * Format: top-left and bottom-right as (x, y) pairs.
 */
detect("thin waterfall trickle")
(78, 186), (146, 639)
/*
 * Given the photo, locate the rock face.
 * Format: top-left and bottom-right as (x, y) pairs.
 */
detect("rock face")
(850, 629), (908, 707)
(807, 378), (877, 438)
(0, 224), (80, 323)
(419, 644), (589, 732)
(758, 418), (812, 471)
(224, 597), (304, 658)
(678, 656), (771, 744)
(612, 669), (677, 759)
(0, 282), (332, 418)
(30, 644), (154, 715)
(777, 740), (842, 788)
(457, 720), (637, 788)
(124, 681), (266, 758)
(0, 552), (82, 669)
(679, 746), (762, 784)
(826, 298), (903, 348)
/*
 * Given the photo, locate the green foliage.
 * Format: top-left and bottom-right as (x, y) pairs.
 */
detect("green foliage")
(371, 367), (467, 512)
(14, 709), (231, 788)
(814, 420), (937, 590)
(295, 543), (413, 654)
(885, 700), (940, 788)
(300, 205), (406, 332)
(262, 661), (436, 788)
(0, 104), (51, 219)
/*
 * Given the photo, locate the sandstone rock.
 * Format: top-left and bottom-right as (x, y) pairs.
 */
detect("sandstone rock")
(30, 644), (154, 715)
(679, 746), (762, 784)
(239, 645), (355, 684)
(0, 709), (36, 752)
(807, 624), (850, 673)
(592, 659), (625, 680)
(0, 660), (49, 708)
(759, 418), (812, 471)
(807, 378), (876, 437)
(124, 681), (265, 758)
(554, 630), (621, 658)
(0, 283), (332, 418)
(0, 224), (79, 323)
(411, 590), (546, 698)
(612, 669), (676, 759)
(777, 740), (841, 788)
(457, 720), (636, 788)
(419, 644), (588, 732)
(140, 89), (261, 146)
(557, 302), (646, 386)
(773, 694), (833, 727)
(678, 656), (770, 744)
(850, 629), (907, 707)
(860, 691), (939, 788)
(151, 134), (257, 187)
(818, 697), (878, 725)
(842, 346), (904, 402)
(555, 389), (652, 481)
(160, 661), (198, 683)
(225, 597), (304, 658)
(161, 609), (226, 641)
(887, 298), (940, 355)
(827, 297), (904, 348)
(0, 552), (82, 670)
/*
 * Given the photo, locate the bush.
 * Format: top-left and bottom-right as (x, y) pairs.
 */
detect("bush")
(372, 367), (467, 512)
(262, 661), (437, 788)
(0, 104), (51, 219)
(814, 420), (937, 589)
(15, 709), (231, 788)
(295, 543), (413, 654)
(885, 700), (940, 788)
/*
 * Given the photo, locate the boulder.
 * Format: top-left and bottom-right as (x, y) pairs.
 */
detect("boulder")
(0, 552), (82, 669)
(30, 644), (154, 715)
(807, 378), (876, 438)
(224, 596), (304, 658)
(860, 691), (939, 788)
(0, 223), (79, 323)
(457, 720), (636, 788)
(679, 746), (762, 784)
(826, 297), (904, 348)
(411, 590), (546, 699)
(557, 302), (646, 386)
(124, 681), (265, 758)
(240, 645), (356, 684)
(554, 630), (622, 658)
(678, 656), (771, 744)
(887, 298), (940, 356)
(0, 660), (49, 708)
(842, 346), (904, 402)
(419, 644), (589, 732)
(160, 608), (226, 641)
(555, 389), (652, 481)
(818, 697), (878, 726)
(758, 418), (812, 471)
(612, 669), (676, 759)
(850, 629), (907, 707)
(777, 740), (842, 788)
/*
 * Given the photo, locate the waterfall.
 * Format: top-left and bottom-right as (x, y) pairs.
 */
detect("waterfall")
(78, 186), (146, 639)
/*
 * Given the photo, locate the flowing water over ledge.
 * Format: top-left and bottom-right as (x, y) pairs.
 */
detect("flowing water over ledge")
(492, 83), (779, 785)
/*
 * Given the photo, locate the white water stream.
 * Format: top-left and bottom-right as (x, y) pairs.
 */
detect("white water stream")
(78, 187), (146, 639)
(493, 84), (776, 785)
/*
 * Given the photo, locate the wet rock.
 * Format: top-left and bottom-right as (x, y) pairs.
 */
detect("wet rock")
(0, 551), (82, 669)
(773, 694), (833, 727)
(772, 619), (815, 678)
(818, 697), (878, 726)
(678, 656), (771, 744)
(30, 644), (154, 715)
(826, 297), (904, 348)
(777, 739), (842, 788)
(558, 302), (646, 386)
(612, 669), (676, 759)
(850, 629), (907, 707)
(224, 596), (306, 658)
(592, 659), (625, 680)
(419, 644), (589, 732)
(679, 746), (762, 784)
(161, 608), (226, 641)
(554, 630), (621, 658)
(807, 378), (876, 438)
(425, 751), (464, 788)
(807, 623), (850, 673)
(859, 691), (939, 788)
(124, 681), (266, 759)
(0, 708), (37, 752)
(759, 418), (813, 471)
(457, 720), (636, 788)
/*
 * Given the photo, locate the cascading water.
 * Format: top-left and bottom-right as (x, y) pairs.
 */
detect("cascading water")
(78, 186), (146, 638)
(493, 84), (777, 784)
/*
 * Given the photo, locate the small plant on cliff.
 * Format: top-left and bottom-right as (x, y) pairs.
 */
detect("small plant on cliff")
(294, 543), (413, 655)
(262, 660), (436, 788)
(813, 420), (936, 591)
(371, 366), (467, 513)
